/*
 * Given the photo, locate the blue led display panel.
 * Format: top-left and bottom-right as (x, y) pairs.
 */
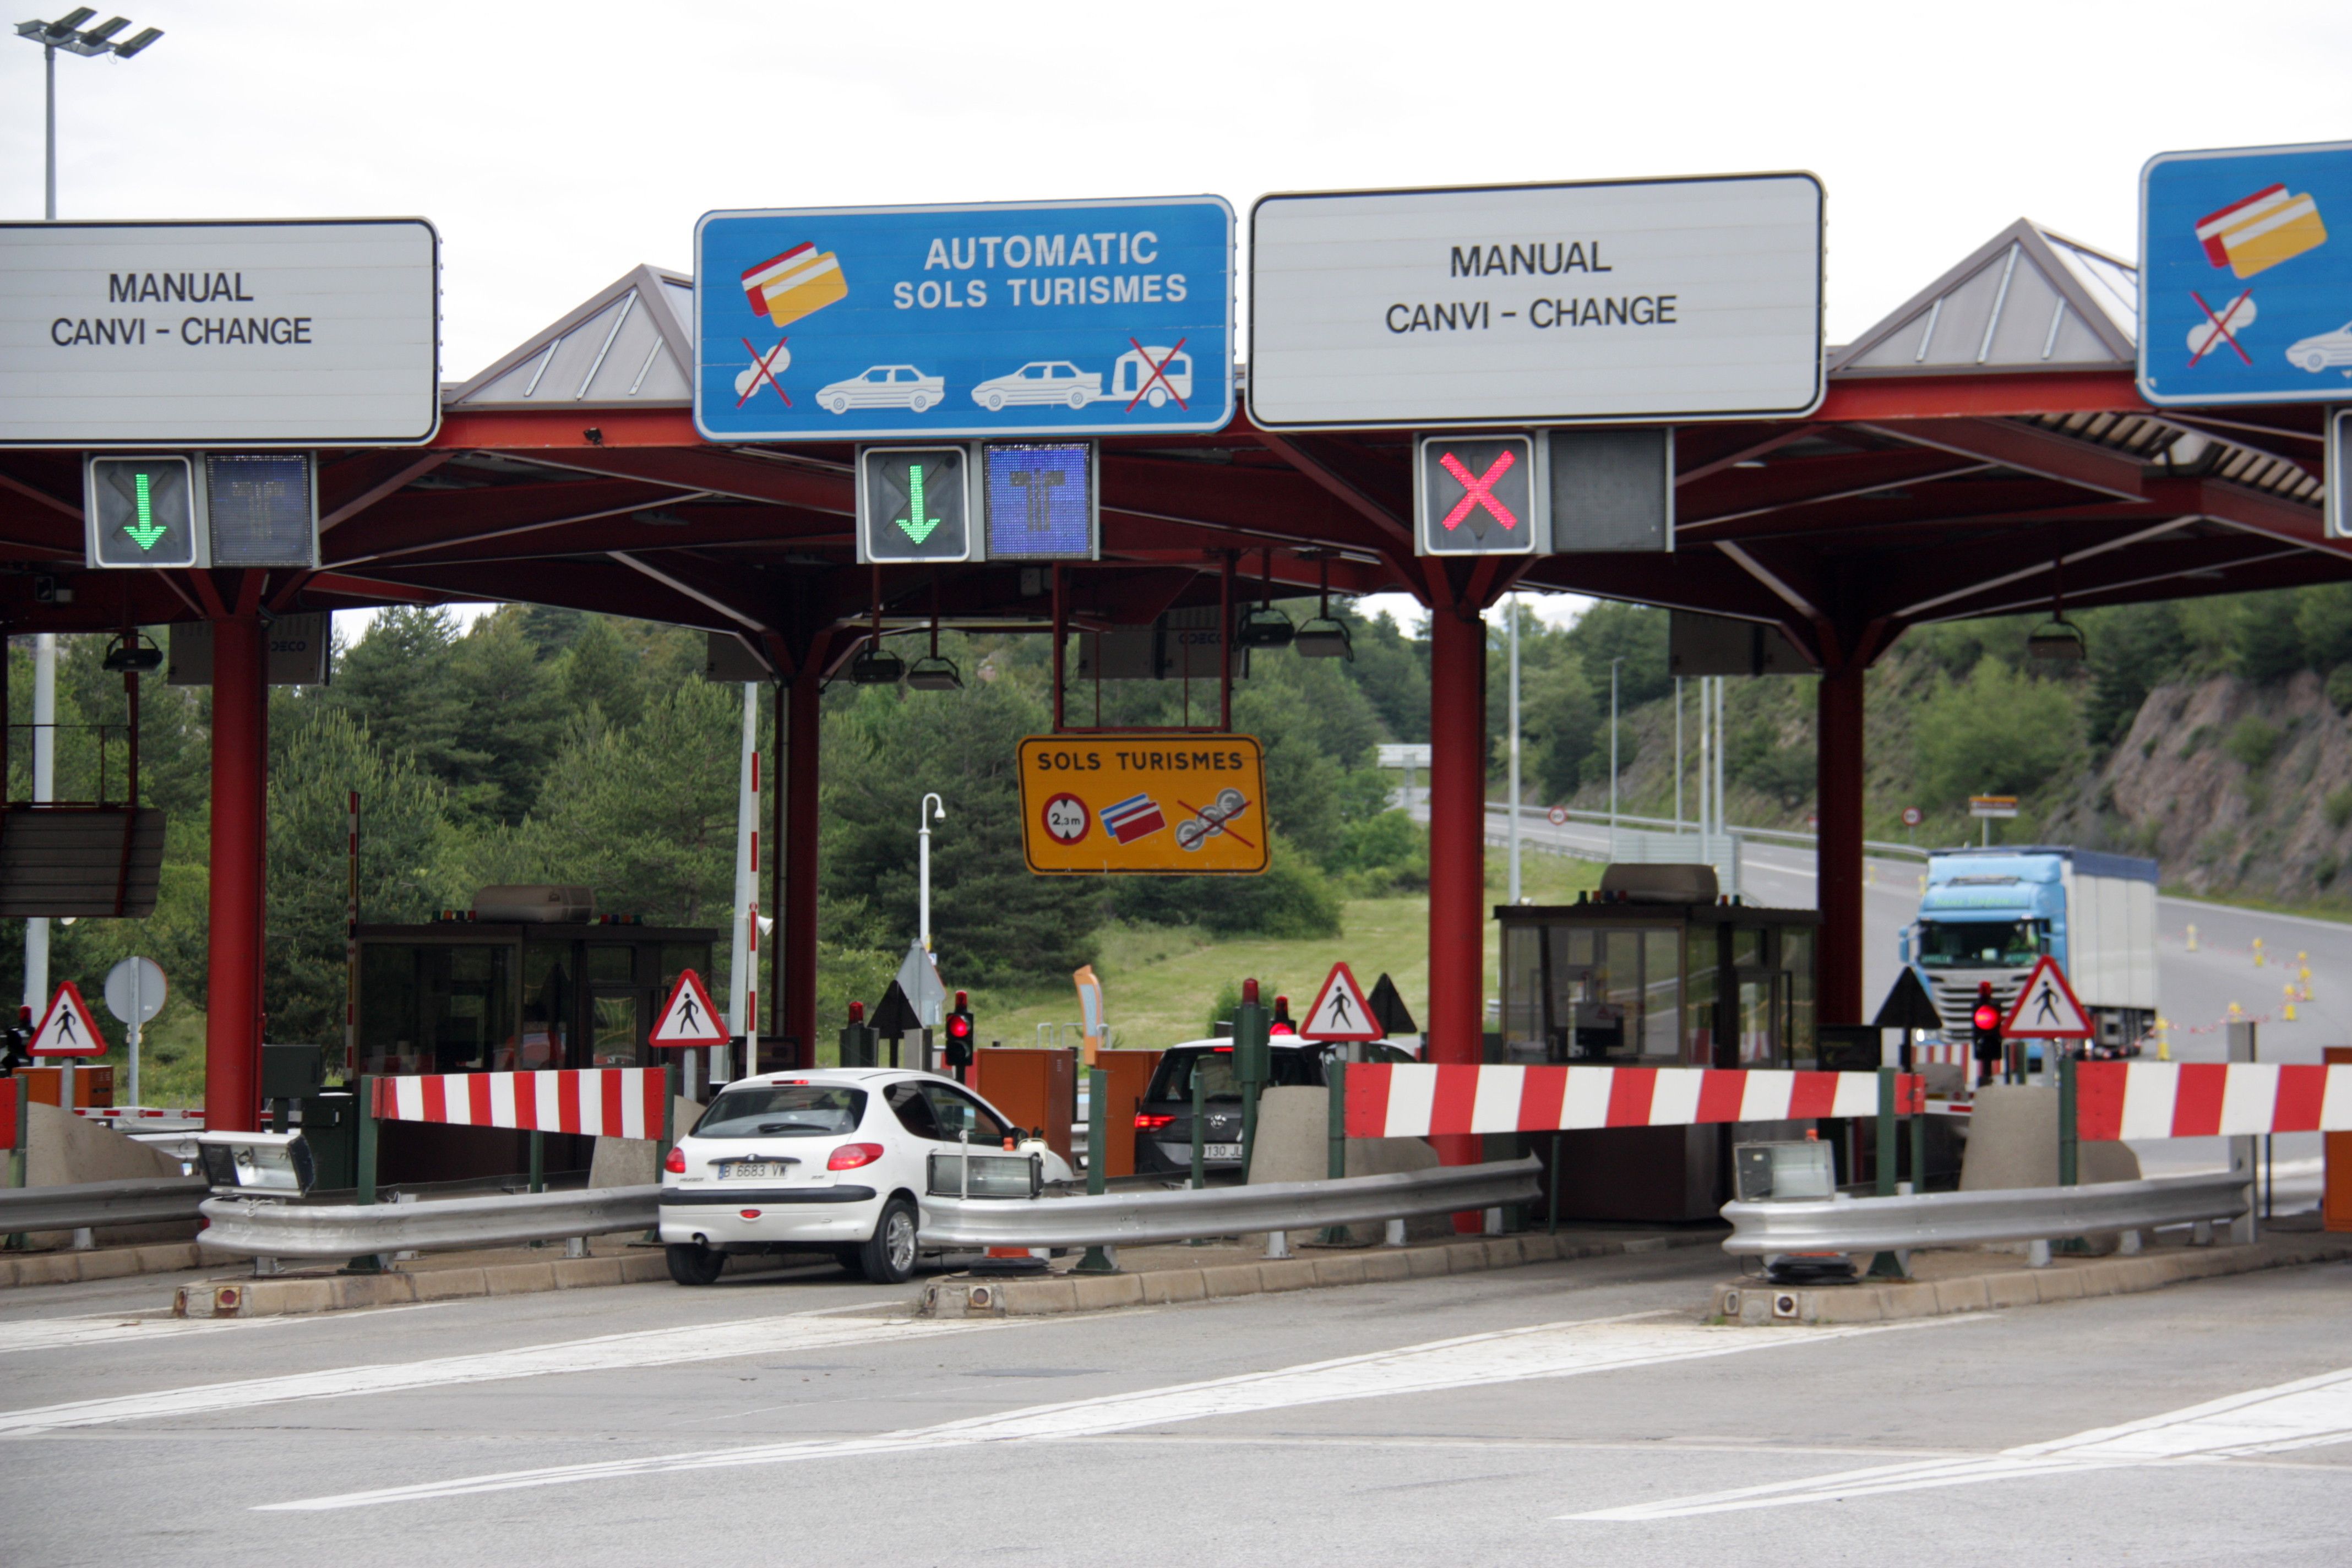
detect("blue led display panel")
(984, 442), (1096, 560)
(204, 454), (317, 567)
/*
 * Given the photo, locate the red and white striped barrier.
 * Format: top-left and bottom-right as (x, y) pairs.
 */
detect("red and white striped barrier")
(70, 1105), (206, 1122)
(369, 1069), (668, 1138)
(1344, 1064), (1924, 1139)
(2075, 1061), (2352, 1141)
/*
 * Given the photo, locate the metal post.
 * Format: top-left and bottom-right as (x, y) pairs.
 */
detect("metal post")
(1674, 676), (1684, 834)
(24, 633), (55, 1020)
(1190, 1071), (1205, 1191)
(1866, 1066), (1905, 1278)
(783, 673), (821, 1070)
(728, 683), (758, 1069)
(1076, 1067), (1115, 1273)
(1425, 603), (1486, 1177)
(1319, 1060), (1349, 1245)
(1506, 595), (1521, 905)
(2058, 1053), (2078, 1187)
(43, 41), (57, 221)
(918, 793), (945, 952)
(1608, 656), (1621, 844)
(1548, 1131), (1562, 1234)
(204, 612), (266, 1132)
(345, 1076), (381, 1274)
(529, 1129), (545, 1195)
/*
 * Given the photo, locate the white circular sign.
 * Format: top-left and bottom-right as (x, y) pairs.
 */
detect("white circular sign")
(1041, 793), (1090, 845)
(1547, 806), (1569, 826)
(104, 955), (166, 1025)
(1901, 807), (1924, 827)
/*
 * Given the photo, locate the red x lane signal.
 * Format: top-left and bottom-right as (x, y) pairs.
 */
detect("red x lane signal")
(1438, 448), (1518, 532)
(1417, 433), (1539, 556)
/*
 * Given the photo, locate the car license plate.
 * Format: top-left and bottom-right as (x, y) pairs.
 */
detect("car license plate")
(1203, 1143), (1243, 1160)
(721, 1162), (785, 1180)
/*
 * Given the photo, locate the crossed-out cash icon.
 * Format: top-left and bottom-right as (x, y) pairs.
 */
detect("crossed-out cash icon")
(1175, 788), (1251, 853)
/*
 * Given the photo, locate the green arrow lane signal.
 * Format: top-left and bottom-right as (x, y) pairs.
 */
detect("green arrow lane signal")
(123, 470), (170, 551)
(896, 464), (943, 544)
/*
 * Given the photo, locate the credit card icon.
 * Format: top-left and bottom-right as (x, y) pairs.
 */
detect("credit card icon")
(741, 243), (848, 328)
(2194, 184), (2327, 279)
(1100, 793), (1167, 845)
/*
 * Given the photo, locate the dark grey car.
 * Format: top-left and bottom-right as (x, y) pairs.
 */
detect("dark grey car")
(1130, 1036), (1418, 1177)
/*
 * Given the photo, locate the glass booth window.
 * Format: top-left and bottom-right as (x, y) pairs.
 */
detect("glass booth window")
(358, 942), (515, 1076)
(1499, 924), (1681, 1064)
(1685, 928), (1718, 1065)
(1642, 929), (1681, 1059)
(521, 943), (572, 1071)
(1781, 927), (1816, 1069)
(586, 945), (636, 984)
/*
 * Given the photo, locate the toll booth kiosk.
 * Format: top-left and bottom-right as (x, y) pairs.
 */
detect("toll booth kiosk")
(353, 913), (717, 1184)
(1496, 867), (1819, 1222)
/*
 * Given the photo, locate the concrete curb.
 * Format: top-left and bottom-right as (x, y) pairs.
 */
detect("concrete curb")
(916, 1229), (1713, 1318)
(2, 1240), (237, 1289)
(171, 1249), (802, 1318)
(1710, 1235), (2352, 1326)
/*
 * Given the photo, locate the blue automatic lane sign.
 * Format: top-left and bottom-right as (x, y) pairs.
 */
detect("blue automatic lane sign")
(695, 197), (1233, 442)
(2141, 140), (2352, 406)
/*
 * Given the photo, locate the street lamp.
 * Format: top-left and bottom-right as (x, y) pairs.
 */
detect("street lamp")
(14, 13), (162, 1020)
(17, 11), (165, 222)
(917, 793), (946, 952)
(1608, 656), (1625, 847)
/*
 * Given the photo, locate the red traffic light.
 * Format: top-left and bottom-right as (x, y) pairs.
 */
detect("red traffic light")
(1973, 1003), (2001, 1032)
(947, 1015), (972, 1040)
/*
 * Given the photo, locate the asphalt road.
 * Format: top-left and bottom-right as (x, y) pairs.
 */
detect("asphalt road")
(1, 1245), (2346, 1565)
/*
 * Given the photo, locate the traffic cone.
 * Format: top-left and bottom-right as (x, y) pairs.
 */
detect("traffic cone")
(2253, 938), (2265, 968)
(2186, 924), (2198, 952)
(2155, 1016), (2170, 1061)
(2283, 984), (2298, 1023)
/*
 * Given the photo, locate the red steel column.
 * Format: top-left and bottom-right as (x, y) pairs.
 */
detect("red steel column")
(1816, 660), (1866, 1026)
(1425, 603), (1487, 1169)
(203, 612), (266, 1131)
(782, 672), (821, 1069)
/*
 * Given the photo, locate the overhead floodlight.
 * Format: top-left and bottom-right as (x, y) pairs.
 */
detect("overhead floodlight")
(101, 635), (162, 672)
(111, 23), (159, 55)
(905, 655), (962, 692)
(848, 647), (905, 685)
(1236, 605), (1294, 649)
(2027, 615), (2087, 661)
(79, 14), (128, 43)
(34, 9), (97, 41)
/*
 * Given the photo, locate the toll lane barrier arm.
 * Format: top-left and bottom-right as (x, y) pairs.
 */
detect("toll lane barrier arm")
(1344, 1064), (1924, 1139)
(2074, 1061), (2352, 1140)
(918, 1158), (1541, 1250)
(1720, 1172), (2247, 1255)
(197, 1184), (657, 1259)
(0, 1175), (209, 1233)
(371, 1068), (668, 1137)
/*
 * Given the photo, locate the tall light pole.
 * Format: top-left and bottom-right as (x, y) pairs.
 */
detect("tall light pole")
(17, 13), (162, 1020)
(1506, 594), (1521, 905)
(1608, 657), (1624, 847)
(917, 793), (946, 951)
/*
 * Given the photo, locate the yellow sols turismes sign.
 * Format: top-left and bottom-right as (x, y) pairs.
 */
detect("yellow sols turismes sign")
(1017, 734), (1268, 875)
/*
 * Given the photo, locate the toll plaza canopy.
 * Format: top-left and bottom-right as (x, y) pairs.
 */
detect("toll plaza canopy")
(1, 216), (2343, 1136)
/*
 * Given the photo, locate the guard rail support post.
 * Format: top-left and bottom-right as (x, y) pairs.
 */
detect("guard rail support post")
(347, 1074), (383, 1275)
(1188, 1070), (1208, 1245)
(6, 1079), (26, 1250)
(1319, 1060), (1348, 1245)
(649, 1063), (678, 1245)
(1076, 1067), (1115, 1273)
(2058, 1054), (2078, 1188)
(529, 1130), (545, 1195)
(1866, 1067), (1905, 1279)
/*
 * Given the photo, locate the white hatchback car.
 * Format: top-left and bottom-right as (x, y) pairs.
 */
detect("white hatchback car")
(970, 360), (1101, 411)
(816, 363), (945, 414)
(2287, 323), (2352, 373)
(658, 1068), (1072, 1286)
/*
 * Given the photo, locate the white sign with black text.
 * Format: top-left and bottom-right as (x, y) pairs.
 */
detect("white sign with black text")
(0, 219), (440, 446)
(1248, 175), (1824, 429)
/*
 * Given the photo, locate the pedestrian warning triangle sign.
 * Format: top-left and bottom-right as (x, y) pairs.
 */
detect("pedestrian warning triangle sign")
(29, 981), (106, 1058)
(650, 968), (729, 1047)
(2001, 956), (2095, 1039)
(1300, 961), (1382, 1042)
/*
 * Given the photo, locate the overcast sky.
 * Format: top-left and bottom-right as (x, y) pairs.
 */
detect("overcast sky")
(8, 0), (2349, 636)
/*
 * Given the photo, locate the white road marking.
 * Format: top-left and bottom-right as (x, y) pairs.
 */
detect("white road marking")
(0, 1302), (447, 1358)
(265, 1313), (1968, 1512)
(0, 1309), (1005, 1438)
(1567, 1363), (2352, 1520)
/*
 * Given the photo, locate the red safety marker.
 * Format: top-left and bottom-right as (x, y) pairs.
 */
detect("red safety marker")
(29, 982), (107, 1058)
(2001, 955), (2096, 1039)
(650, 968), (729, 1048)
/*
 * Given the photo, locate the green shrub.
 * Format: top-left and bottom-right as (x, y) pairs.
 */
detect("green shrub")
(2327, 786), (2352, 832)
(1109, 832), (1342, 941)
(1327, 809), (1429, 894)
(1204, 978), (1244, 1038)
(2327, 666), (2352, 714)
(1917, 657), (2081, 807)
(2223, 716), (2281, 771)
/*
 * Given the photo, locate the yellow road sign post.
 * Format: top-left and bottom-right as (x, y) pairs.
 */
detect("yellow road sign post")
(1017, 734), (1268, 875)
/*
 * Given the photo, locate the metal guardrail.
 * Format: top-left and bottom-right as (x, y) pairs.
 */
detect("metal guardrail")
(197, 1184), (656, 1259)
(1719, 1172), (2248, 1255)
(0, 1175), (208, 1233)
(919, 1157), (1542, 1249)
(1485, 801), (1935, 862)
